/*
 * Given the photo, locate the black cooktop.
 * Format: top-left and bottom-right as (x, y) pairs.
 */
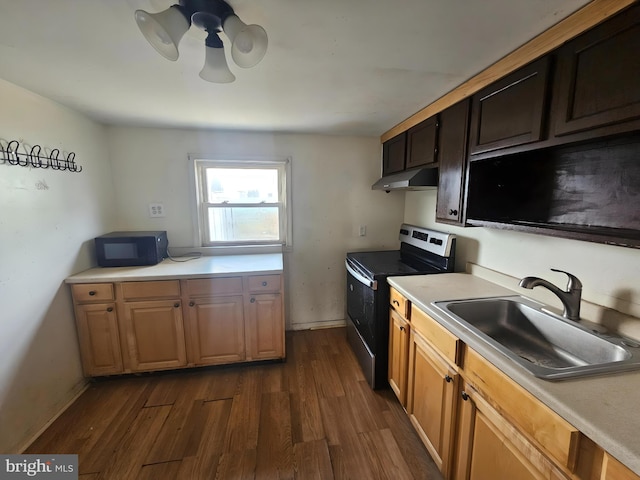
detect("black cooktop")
(346, 250), (441, 279)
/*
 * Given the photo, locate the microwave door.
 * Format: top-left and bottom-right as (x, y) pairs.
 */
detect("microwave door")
(103, 242), (139, 260)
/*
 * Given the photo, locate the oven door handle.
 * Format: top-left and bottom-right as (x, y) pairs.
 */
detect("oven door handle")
(345, 259), (378, 290)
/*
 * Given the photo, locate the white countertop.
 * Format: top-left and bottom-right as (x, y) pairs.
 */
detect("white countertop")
(388, 273), (640, 476)
(65, 253), (283, 283)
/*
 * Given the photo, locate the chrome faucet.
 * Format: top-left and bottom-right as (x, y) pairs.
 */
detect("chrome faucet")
(518, 269), (582, 321)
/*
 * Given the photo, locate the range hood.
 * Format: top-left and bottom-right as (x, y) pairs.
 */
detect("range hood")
(371, 166), (439, 191)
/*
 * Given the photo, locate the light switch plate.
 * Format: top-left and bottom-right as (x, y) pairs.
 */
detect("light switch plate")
(148, 203), (165, 217)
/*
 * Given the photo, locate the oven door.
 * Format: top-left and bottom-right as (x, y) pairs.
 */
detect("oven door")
(345, 261), (377, 349)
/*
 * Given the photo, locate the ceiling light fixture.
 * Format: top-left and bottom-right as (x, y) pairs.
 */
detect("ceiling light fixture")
(134, 0), (267, 83)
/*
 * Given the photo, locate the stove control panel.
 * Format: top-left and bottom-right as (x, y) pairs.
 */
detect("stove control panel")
(399, 224), (455, 257)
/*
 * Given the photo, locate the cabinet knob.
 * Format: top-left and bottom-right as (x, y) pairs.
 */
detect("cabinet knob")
(399, 326), (405, 332)
(461, 391), (469, 401)
(445, 375), (452, 383)
(250, 298), (256, 303)
(262, 281), (268, 286)
(107, 307), (113, 312)
(189, 301), (195, 307)
(89, 291), (96, 296)
(393, 300), (400, 306)
(174, 302), (180, 308)
(449, 209), (458, 216)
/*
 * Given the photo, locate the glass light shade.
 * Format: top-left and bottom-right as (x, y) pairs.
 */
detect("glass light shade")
(135, 6), (190, 61)
(223, 15), (268, 68)
(199, 46), (236, 83)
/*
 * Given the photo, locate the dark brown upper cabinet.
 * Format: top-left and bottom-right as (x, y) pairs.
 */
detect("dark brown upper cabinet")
(436, 99), (470, 226)
(551, 4), (640, 138)
(469, 57), (551, 156)
(382, 115), (438, 175)
(382, 132), (407, 175)
(406, 115), (438, 169)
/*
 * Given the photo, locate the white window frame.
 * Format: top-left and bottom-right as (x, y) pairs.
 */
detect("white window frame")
(189, 156), (292, 249)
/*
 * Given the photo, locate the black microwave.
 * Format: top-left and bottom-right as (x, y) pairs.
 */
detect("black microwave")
(95, 231), (168, 267)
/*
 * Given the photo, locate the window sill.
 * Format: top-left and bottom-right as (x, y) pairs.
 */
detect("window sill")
(169, 244), (288, 257)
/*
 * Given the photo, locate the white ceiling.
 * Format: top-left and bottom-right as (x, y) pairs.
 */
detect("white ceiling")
(0, 0), (591, 137)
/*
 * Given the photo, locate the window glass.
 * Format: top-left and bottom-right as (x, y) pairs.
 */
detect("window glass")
(205, 168), (279, 204)
(193, 159), (290, 247)
(207, 206), (280, 242)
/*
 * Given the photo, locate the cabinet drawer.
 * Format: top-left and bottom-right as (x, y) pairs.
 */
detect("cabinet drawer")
(247, 275), (281, 293)
(602, 453), (640, 480)
(411, 306), (460, 367)
(390, 287), (410, 318)
(72, 283), (114, 303)
(186, 277), (243, 297)
(121, 280), (180, 300)
(463, 347), (580, 471)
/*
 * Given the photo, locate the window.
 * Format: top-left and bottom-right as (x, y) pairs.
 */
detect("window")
(192, 158), (291, 247)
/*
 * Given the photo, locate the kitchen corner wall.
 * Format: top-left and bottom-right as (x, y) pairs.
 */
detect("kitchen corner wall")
(106, 127), (405, 330)
(0, 79), (116, 452)
(404, 190), (640, 322)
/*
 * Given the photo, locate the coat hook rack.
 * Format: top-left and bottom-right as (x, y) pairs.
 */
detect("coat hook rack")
(0, 139), (82, 173)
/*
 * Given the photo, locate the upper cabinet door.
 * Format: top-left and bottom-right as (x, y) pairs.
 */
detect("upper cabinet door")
(469, 57), (551, 155)
(436, 99), (470, 225)
(382, 133), (407, 175)
(406, 115), (438, 169)
(552, 5), (640, 137)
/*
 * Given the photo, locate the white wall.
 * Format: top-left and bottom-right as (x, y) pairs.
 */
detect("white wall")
(106, 127), (405, 329)
(405, 190), (640, 323)
(0, 79), (116, 452)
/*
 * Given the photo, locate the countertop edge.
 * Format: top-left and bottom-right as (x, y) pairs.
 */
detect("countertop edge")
(65, 254), (284, 283)
(387, 273), (640, 476)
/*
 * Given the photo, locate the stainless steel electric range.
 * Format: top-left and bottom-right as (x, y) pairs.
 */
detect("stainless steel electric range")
(345, 224), (456, 389)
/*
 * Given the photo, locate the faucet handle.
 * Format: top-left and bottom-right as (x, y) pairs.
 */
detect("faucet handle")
(550, 269), (582, 291)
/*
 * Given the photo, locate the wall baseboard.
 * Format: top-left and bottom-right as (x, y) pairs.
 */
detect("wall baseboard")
(17, 379), (90, 453)
(289, 319), (346, 331)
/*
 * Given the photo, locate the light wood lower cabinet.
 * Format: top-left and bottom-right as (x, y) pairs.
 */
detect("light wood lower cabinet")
(70, 272), (285, 376)
(246, 293), (284, 360)
(454, 382), (568, 480)
(602, 453), (640, 480)
(387, 289), (632, 480)
(184, 277), (246, 366)
(186, 295), (245, 365)
(74, 302), (123, 376)
(407, 328), (458, 477)
(122, 299), (187, 372)
(388, 308), (410, 406)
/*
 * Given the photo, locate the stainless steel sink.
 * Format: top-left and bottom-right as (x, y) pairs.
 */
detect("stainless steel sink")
(432, 296), (640, 380)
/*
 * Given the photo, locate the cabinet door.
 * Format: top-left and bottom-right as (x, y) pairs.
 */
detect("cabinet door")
(436, 99), (470, 225)
(123, 300), (187, 371)
(382, 133), (407, 175)
(469, 57), (550, 155)
(186, 295), (245, 365)
(388, 309), (410, 407)
(246, 293), (284, 360)
(454, 383), (567, 480)
(552, 5), (640, 137)
(406, 115), (438, 169)
(407, 329), (458, 477)
(75, 303), (123, 376)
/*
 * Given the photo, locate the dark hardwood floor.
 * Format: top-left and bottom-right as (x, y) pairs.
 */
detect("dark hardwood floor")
(26, 327), (442, 479)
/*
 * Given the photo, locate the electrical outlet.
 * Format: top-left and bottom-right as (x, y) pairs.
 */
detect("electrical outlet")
(148, 203), (165, 218)
(359, 225), (367, 237)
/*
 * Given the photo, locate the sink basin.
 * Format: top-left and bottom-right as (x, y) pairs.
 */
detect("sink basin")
(432, 296), (640, 380)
